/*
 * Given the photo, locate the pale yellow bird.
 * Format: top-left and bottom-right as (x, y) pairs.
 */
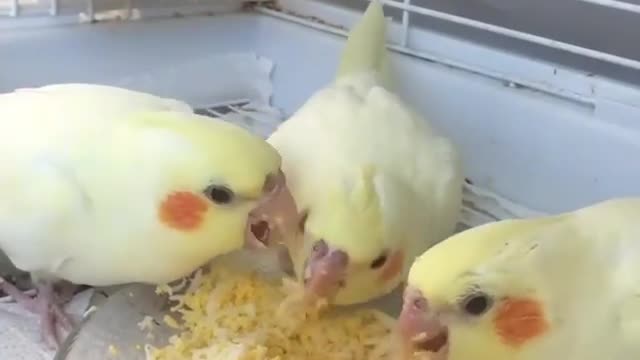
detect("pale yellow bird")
(0, 83), (298, 347)
(398, 197), (640, 360)
(268, 0), (463, 306)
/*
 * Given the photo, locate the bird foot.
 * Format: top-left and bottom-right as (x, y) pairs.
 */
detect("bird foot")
(0, 277), (75, 349)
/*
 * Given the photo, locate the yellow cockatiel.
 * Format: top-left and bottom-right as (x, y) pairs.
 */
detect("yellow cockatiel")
(398, 197), (640, 360)
(268, 1), (463, 306)
(0, 83), (298, 347)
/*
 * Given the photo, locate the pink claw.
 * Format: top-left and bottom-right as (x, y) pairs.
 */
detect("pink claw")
(0, 278), (75, 349)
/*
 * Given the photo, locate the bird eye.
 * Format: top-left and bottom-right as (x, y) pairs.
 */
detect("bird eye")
(370, 252), (388, 269)
(461, 292), (492, 316)
(204, 185), (234, 205)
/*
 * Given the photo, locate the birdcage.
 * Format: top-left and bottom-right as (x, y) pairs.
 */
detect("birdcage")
(3, 0), (640, 221)
(2, 0), (640, 358)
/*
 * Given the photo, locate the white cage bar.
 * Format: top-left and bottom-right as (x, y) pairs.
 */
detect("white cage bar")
(375, 0), (640, 71)
(577, 0), (640, 14)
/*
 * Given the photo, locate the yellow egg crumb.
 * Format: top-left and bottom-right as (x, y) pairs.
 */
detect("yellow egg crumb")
(108, 344), (119, 357)
(145, 266), (396, 360)
(163, 314), (180, 329)
(138, 316), (154, 331)
(155, 284), (173, 296)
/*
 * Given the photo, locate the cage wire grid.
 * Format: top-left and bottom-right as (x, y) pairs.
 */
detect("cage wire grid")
(268, 0), (640, 73)
(2, 0), (639, 226)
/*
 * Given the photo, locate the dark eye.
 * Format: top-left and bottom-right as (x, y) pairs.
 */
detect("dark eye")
(461, 292), (492, 316)
(204, 185), (234, 205)
(370, 253), (388, 269)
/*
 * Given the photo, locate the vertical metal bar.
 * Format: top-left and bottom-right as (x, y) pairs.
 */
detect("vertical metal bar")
(10, 0), (18, 17)
(125, 0), (132, 19)
(86, 0), (94, 21)
(50, 0), (58, 16)
(401, 0), (410, 46)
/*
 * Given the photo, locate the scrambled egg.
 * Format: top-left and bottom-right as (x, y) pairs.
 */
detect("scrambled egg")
(145, 266), (395, 360)
(108, 344), (120, 357)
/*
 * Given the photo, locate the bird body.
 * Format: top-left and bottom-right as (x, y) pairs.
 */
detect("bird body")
(399, 197), (640, 360)
(268, 1), (463, 305)
(0, 83), (297, 346)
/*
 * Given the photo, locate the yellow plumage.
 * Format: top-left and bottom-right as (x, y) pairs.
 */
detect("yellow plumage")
(0, 83), (294, 347)
(268, 0), (463, 306)
(404, 197), (640, 360)
(0, 83), (281, 286)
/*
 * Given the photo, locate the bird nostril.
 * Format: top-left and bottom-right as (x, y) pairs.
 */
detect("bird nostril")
(413, 297), (427, 311)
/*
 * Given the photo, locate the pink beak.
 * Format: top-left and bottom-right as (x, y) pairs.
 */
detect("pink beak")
(303, 240), (349, 301)
(398, 287), (449, 359)
(244, 170), (299, 249)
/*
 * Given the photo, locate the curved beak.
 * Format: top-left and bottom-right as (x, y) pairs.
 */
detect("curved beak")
(303, 242), (349, 302)
(244, 170), (299, 249)
(398, 287), (449, 359)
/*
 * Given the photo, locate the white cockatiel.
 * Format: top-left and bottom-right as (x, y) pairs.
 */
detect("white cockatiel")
(0, 83), (298, 347)
(267, 1), (463, 305)
(398, 197), (640, 360)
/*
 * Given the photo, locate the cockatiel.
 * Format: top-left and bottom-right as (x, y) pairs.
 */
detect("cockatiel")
(0, 83), (298, 347)
(397, 197), (640, 360)
(267, 0), (463, 306)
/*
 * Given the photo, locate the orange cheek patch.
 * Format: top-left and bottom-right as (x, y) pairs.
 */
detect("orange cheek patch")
(159, 191), (208, 231)
(379, 250), (404, 282)
(493, 297), (549, 347)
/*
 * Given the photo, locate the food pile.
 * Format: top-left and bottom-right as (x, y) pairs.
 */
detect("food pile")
(144, 265), (396, 360)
